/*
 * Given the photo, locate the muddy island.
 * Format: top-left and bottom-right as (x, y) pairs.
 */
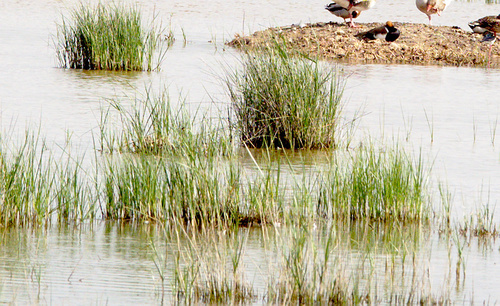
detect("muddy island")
(229, 22), (499, 68)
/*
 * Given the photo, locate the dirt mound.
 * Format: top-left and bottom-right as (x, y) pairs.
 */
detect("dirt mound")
(229, 22), (499, 68)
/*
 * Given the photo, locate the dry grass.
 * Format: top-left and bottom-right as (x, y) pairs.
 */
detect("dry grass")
(229, 22), (499, 68)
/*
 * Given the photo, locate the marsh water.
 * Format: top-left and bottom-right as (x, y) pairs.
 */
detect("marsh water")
(2, 0), (500, 304)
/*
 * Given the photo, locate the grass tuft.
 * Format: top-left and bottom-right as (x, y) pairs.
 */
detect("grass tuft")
(226, 42), (344, 149)
(56, 3), (165, 71)
(319, 143), (429, 222)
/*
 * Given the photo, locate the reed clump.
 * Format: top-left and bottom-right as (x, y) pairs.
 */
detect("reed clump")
(226, 43), (344, 149)
(56, 3), (164, 71)
(319, 144), (429, 222)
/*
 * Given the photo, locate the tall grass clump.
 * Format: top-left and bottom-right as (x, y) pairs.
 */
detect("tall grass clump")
(319, 144), (430, 222)
(56, 3), (165, 71)
(226, 43), (344, 149)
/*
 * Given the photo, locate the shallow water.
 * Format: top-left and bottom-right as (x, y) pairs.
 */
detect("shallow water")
(1, 0), (500, 303)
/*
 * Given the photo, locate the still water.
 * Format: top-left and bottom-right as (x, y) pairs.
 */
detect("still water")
(1, 0), (500, 304)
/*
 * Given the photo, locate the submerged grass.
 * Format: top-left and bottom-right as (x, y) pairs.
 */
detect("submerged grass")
(56, 3), (165, 71)
(319, 143), (430, 222)
(226, 42), (344, 149)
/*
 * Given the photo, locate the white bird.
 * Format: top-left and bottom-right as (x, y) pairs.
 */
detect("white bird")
(415, 0), (451, 25)
(330, 0), (376, 27)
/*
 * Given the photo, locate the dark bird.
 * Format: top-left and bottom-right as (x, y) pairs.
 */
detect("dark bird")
(468, 14), (500, 36)
(481, 32), (497, 68)
(330, 0), (376, 27)
(325, 2), (361, 24)
(355, 21), (401, 42)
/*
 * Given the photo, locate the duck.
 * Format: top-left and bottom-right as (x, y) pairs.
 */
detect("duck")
(468, 14), (500, 36)
(355, 21), (401, 42)
(331, 0), (376, 27)
(325, 2), (361, 24)
(415, 0), (451, 25)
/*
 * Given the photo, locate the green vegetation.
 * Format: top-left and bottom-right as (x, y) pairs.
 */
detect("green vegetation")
(99, 88), (235, 157)
(226, 43), (344, 149)
(56, 3), (165, 71)
(319, 144), (429, 222)
(0, 131), (93, 226)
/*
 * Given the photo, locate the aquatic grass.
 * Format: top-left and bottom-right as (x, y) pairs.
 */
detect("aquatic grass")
(0, 128), (97, 226)
(0, 131), (54, 226)
(319, 143), (430, 222)
(100, 87), (236, 158)
(171, 226), (255, 304)
(226, 42), (344, 149)
(458, 204), (498, 239)
(101, 153), (244, 227)
(267, 224), (371, 304)
(56, 3), (165, 71)
(240, 153), (286, 226)
(54, 146), (96, 221)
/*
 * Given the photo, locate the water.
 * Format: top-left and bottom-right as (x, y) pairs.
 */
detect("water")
(1, 0), (500, 303)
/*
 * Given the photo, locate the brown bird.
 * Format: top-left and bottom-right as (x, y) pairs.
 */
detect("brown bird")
(355, 21), (401, 42)
(325, 2), (361, 24)
(468, 14), (500, 37)
(331, 0), (376, 27)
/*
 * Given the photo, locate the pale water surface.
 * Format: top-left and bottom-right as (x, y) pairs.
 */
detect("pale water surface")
(1, 0), (500, 304)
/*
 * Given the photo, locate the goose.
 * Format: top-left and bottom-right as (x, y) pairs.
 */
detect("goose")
(331, 0), (376, 27)
(469, 14), (500, 36)
(416, 0), (451, 25)
(355, 21), (401, 42)
(325, 2), (361, 24)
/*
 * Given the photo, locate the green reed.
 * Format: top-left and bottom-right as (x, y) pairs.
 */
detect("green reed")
(226, 42), (344, 149)
(0, 129), (95, 226)
(319, 144), (429, 222)
(0, 131), (53, 226)
(100, 87), (235, 158)
(56, 3), (165, 71)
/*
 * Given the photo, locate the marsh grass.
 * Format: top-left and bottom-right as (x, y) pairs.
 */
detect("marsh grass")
(101, 149), (290, 227)
(56, 3), (165, 71)
(171, 227), (256, 304)
(100, 87), (235, 158)
(0, 131), (54, 226)
(458, 204), (498, 238)
(226, 42), (344, 149)
(319, 144), (429, 222)
(0, 129), (96, 226)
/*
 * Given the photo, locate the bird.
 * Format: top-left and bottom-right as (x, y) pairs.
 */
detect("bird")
(330, 0), (376, 27)
(325, 2), (361, 24)
(468, 14), (500, 37)
(355, 21), (401, 42)
(481, 32), (497, 68)
(415, 0), (451, 25)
